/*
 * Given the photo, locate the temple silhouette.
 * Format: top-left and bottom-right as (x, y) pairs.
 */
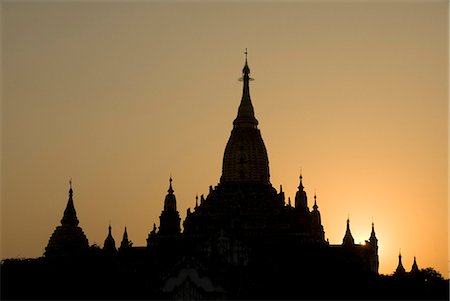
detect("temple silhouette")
(2, 55), (448, 300)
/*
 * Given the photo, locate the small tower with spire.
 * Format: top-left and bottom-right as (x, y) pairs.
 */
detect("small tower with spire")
(366, 221), (379, 274)
(195, 194), (199, 210)
(157, 177), (181, 236)
(103, 223), (117, 253)
(342, 217), (355, 247)
(394, 250), (406, 275)
(410, 256), (419, 274)
(45, 180), (89, 257)
(119, 227), (133, 252)
(294, 173), (308, 210)
(311, 192), (325, 242)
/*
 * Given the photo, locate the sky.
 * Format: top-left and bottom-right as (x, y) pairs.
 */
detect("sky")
(1, 1), (448, 277)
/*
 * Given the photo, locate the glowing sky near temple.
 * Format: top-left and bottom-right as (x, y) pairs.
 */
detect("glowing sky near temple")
(2, 1), (448, 277)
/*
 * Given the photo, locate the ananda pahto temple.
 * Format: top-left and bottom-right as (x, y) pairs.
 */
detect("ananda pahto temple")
(1, 56), (448, 300)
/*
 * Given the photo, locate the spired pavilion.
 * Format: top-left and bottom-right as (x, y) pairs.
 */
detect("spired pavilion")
(40, 54), (423, 300)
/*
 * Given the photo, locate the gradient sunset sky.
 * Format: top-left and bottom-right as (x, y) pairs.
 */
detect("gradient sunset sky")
(2, 1), (448, 277)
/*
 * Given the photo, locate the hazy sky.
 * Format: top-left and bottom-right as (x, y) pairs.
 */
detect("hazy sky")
(2, 1), (448, 277)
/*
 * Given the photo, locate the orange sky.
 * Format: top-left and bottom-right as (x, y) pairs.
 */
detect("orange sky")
(2, 1), (448, 277)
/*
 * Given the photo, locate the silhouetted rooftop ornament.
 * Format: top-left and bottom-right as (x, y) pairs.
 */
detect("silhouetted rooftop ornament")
(168, 176), (174, 194)
(342, 217), (355, 246)
(395, 250), (406, 274)
(61, 179), (79, 227)
(195, 194), (199, 209)
(157, 177), (181, 236)
(370, 221), (378, 242)
(164, 177), (177, 211)
(119, 226), (133, 251)
(295, 173), (308, 209)
(104, 223), (117, 253)
(298, 173), (304, 190)
(410, 256), (419, 273)
(313, 192), (318, 211)
(234, 49), (257, 128)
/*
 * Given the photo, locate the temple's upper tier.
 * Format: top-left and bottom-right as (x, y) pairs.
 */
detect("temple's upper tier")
(221, 58), (270, 185)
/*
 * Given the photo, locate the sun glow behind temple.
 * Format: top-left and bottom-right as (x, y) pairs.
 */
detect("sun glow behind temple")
(2, 1), (447, 280)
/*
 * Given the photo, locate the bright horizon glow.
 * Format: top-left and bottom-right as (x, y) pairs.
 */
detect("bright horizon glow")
(2, 1), (448, 277)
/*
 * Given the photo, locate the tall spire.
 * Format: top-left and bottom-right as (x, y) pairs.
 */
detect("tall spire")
(233, 49), (258, 128)
(221, 52), (270, 185)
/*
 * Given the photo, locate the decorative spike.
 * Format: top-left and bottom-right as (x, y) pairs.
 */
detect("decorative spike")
(343, 217), (354, 246)
(69, 178), (73, 198)
(168, 176), (174, 194)
(298, 172), (304, 190)
(313, 192), (318, 211)
(234, 50), (257, 127)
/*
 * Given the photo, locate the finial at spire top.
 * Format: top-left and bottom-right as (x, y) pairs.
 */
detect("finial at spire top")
(241, 49), (251, 77)
(313, 191), (318, 210)
(68, 178), (73, 198)
(167, 176), (174, 194)
(298, 171), (304, 190)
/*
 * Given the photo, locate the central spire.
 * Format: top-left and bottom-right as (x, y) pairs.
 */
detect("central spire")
(221, 52), (270, 185)
(233, 49), (258, 128)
